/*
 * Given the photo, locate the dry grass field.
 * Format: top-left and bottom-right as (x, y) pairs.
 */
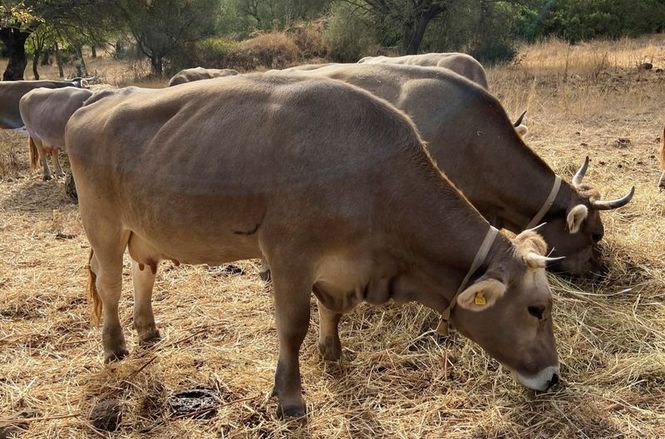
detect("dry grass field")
(1, 35), (664, 438)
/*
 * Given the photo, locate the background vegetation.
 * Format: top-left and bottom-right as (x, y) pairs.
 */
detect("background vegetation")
(1, 0), (664, 79)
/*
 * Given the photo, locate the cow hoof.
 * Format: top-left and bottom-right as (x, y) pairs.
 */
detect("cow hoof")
(104, 347), (129, 364)
(43, 175), (52, 181)
(276, 403), (307, 420)
(259, 268), (271, 282)
(138, 330), (161, 347)
(318, 337), (342, 361)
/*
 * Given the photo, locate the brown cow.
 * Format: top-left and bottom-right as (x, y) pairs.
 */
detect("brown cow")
(274, 63), (634, 276)
(168, 67), (239, 86)
(0, 78), (87, 180)
(64, 75), (561, 417)
(19, 87), (93, 180)
(358, 52), (490, 90)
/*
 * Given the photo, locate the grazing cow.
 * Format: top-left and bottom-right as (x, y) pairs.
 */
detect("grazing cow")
(358, 52), (490, 90)
(64, 75), (562, 417)
(168, 67), (239, 86)
(19, 87), (93, 180)
(0, 78), (87, 180)
(274, 64), (634, 276)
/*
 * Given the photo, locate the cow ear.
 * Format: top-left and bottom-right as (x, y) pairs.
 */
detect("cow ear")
(457, 278), (506, 312)
(567, 204), (588, 233)
(515, 124), (529, 138)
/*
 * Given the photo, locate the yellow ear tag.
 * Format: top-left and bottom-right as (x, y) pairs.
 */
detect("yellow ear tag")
(474, 292), (487, 305)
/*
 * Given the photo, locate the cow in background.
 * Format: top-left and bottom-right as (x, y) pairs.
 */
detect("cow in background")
(168, 67), (239, 86)
(19, 87), (93, 180)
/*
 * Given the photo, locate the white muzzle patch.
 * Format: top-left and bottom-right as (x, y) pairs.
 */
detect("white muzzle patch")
(515, 365), (560, 391)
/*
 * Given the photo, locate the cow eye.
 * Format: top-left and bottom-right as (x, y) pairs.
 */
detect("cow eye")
(528, 305), (545, 320)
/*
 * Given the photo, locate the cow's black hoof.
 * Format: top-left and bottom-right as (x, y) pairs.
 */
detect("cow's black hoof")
(138, 330), (161, 347)
(43, 175), (52, 181)
(259, 268), (271, 282)
(104, 347), (129, 364)
(276, 404), (307, 420)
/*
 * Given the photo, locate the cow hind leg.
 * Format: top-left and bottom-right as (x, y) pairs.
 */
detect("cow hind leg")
(34, 139), (51, 181)
(270, 262), (312, 419)
(51, 150), (65, 178)
(317, 301), (342, 361)
(132, 260), (161, 346)
(87, 227), (131, 363)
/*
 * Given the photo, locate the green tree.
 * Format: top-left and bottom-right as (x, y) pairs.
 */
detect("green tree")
(0, 1), (39, 80)
(115, 0), (221, 76)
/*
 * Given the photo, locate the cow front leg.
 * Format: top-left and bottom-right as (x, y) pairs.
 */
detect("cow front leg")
(317, 301), (342, 361)
(132, 260), (161, 346)
(51, 150), (65, 178)
(271, 268), (311, 419)
(90, 249), (128, 363)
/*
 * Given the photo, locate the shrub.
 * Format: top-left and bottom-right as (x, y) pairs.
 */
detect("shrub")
(324, 3), (378, 62)
(232, 32), (301, 70)
(286, 19), (328, 59)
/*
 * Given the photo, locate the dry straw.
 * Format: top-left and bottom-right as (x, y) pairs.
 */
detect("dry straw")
(1, 35), (665, 437)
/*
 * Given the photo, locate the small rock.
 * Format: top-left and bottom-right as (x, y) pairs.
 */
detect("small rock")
(614, 138), (631, 148)
(638, 62), (653, 71)
(90, 398), (122, 432)
(656, 68), (663, 73)
(580, 142), (588, 147)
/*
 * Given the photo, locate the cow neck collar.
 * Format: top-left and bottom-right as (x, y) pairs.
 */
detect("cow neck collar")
(436, 225), (499, 336)
(525, 175), (562, 229)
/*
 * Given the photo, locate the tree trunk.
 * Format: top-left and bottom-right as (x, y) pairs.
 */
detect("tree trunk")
(150, 55), (163, 76)
(74, 45), (88, 76)
(54, 42), (65, 78)
(91, 45), (97, 58)
(0, 28), (30, 80)
(402, 11), (435, 55)
(41, 49), (51, 66)
(32, 51), (41, 79)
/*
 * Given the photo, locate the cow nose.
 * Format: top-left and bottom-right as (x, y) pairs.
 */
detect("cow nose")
(546, 372), (560, 390)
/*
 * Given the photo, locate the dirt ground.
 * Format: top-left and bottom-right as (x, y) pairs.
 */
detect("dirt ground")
(1, 35), (665, 438)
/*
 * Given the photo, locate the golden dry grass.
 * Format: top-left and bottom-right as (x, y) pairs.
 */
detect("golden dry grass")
(1, 35), (665, 438)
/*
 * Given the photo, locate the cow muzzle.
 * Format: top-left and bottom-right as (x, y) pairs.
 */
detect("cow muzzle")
(514, 365), (561, 391)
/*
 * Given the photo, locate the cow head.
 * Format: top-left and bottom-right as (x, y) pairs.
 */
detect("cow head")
(452, 230), (560, 391)
(538, 157), (634, 275)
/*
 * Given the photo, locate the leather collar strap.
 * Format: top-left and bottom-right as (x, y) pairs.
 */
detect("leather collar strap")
(525, 175), (561, 229)
(436, 225), (499, 335)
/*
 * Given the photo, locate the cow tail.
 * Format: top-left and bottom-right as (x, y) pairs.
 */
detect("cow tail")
(29, 137), (39, 169)
(87, 248), (102, 325)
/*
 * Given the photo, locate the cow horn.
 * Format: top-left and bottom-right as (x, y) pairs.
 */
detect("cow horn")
(526, 222), (546, 232)
(590, 186), (635, 210)
(525, 253), (566, 269)
(572, 156), (589, 187)
(513, 110), (527, 128)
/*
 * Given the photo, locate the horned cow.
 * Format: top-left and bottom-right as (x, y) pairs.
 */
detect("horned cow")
(64, 75), (562, 418)
(275, 63), (634, 276)
(358, 52), (490, 90)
